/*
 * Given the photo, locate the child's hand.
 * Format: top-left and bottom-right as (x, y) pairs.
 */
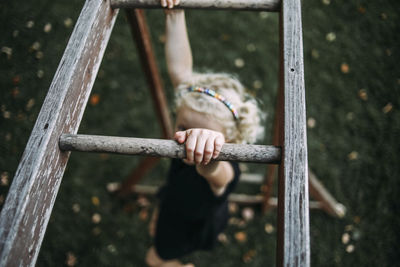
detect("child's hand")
(161, 0), (180, 9)
(175, 129), (225, 165)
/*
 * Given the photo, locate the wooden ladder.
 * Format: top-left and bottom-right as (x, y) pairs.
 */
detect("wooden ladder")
(0, 0), (325, 266)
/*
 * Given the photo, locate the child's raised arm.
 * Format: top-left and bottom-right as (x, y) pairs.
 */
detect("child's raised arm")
(163, 2), (193, 88)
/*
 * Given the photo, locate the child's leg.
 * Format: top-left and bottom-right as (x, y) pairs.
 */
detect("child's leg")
(145, 246), (194, 267)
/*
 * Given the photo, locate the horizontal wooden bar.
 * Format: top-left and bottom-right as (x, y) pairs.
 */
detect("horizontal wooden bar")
(111, 0), (280, 12)
(132, 185), (322, 208)
(309, 169), (346, 218)
(59, 134), (281, 164)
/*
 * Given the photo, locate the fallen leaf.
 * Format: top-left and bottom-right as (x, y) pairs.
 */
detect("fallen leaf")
(106, 182), (120, 193)
(326, 32), (336, 42)
(228, 202), (238, 214)
(26, 98), (35, 111)
(66, 252), (77, 267)
(234, 231), (247, 243)
(1, 172), (9, 186)
(137, 196), (150, 207)
(64, 18), (73, 28)
(234, 58), (245, 68)
(44, 23), (52, 33)
(1, 46), (12, 59)
(11, 87), (20, 98)
(382, 103), (393, 114)
(139, 209), (148, 221)
(346, 244), (355, 253)
(217, 233), (229, 244)
(12, 75), (20, 85)
(252, 80), (262, 89)
(358, 6), (366, 14)
(35, 51), (43, 60)
(72, 203), (80, 213)
(26, 20), (34, 28)
(91, 196), (100, 206)
(92, 213), (101, 224)
(241, 207), (254, 221)
(307, 117), (316, 128)
(90, 94), (100, 106)
(107, 244), (117, 254)
(311, 49), (320, 59)
(346, 112), (354, 121)
(358, 89), (368, 101)
(348, 151), (358, 161)
(341, 233), (350, 244)
(37, 69), (44, 78)
(30, 41), (41, 51)
(242, 249), (256, 263)
(265, 223), (274, 234)
(341, 63), (350, 74)
(345, 225), (354, 231)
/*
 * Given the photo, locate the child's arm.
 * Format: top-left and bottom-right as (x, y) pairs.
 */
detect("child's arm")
(163, 2), (193, 88)
(175, 129), (234, 195)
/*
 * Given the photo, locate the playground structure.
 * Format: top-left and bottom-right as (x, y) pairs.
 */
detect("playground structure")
(0, 0), (345, 266)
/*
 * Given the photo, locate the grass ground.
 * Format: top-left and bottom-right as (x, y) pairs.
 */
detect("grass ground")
(1, 0), (399, 266)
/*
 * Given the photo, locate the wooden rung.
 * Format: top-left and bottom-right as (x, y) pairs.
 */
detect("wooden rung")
(111, 0), (280, 12)
(240, 173), (263, 184)
(132, 185), (322, 208)
(59, 134), (281, 164)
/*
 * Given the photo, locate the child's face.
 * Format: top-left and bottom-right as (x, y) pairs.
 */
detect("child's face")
(175, 106), (224, 134)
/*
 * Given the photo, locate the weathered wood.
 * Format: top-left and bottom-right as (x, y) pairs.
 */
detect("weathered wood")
(132, 185), (322, 208)
(0, 1), (118, 266)
(59, 134), (282, 164)
(276, 0), (310, 265)
(126, 9), (173, 139)
(308, 169), (346, 218)
(111, 0), (280, 12)
(240, 173), (264, 184)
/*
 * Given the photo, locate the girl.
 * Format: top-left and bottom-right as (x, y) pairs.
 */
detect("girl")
(146, 1), (264, 266)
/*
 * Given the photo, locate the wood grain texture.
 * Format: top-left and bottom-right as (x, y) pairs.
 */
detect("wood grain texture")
(0, 1), (118, 266)
(276, 0), (310, 266)
(111, 0), (281, 12)
(59, 134), (282, 164)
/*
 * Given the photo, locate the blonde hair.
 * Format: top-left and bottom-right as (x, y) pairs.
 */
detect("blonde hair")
(175, 73), (265, 144)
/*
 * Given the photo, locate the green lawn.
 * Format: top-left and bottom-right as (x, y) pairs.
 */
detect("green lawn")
(1, 0), (399, 266)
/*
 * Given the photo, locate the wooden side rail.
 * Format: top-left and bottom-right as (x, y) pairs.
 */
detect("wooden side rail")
(111, 0), (281, 12)
(276, 0), (310, 265)
(0, 1), (119, 266)
(59, 134), (282, 164)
